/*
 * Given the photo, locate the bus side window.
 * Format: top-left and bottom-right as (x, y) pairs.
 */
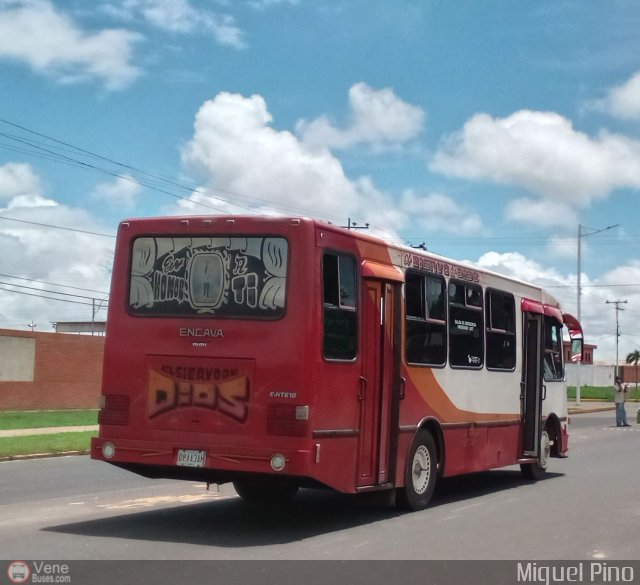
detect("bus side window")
(323, 252), (357, 360)
(404, 272), (446, 366)
(485, 289), (516, 371)
(448, 281), (484, 369)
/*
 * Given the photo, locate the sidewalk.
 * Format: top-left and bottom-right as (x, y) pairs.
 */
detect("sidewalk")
(0, 425), (98, 438)
(567, 400), (615, 414)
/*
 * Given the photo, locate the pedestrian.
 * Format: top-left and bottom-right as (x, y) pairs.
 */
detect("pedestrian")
(614, 376), (630, 427)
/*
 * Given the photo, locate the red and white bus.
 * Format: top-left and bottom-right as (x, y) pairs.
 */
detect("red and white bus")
(91, 215), (583, 510)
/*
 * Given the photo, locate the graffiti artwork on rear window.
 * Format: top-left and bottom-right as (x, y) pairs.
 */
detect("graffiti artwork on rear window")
(129, 237), (287, 318)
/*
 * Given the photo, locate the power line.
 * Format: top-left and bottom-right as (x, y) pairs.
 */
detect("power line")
(0, 117), (354, 223)
(0, 273), (109, 296)
(546, 283), (640, 289)
(0, 285), (106, 307)
(0, 128), (236, 215)
(400, 233), (639, 242)
(0, 280), (106, 302)
(0, 215), (116, 238)
(3, 117), (640, 246)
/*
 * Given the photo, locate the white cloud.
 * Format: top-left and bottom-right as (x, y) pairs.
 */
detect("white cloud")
(297, 82), (425, 150)
(6, 194), (57, 209)
(178, 89), (473, 243)
(181, 91), (381, 223)
(400, 191), (483, 235)
(506, 197), (578, 229)
(574, 262), (640, 361)
(249, 0), (299, 9)
(179, 90), (490, 243)
(431, 110), (640, 204)
(473, 251), (640, 361)
(0, 0), (142, 89)
(105, 0), (246, 49)
(0, 163), (115, 330)
(0, 162), (42, 200)
(91, 175), (142, 210)
(476, 251), (568, 289)
(597, 71), (640, 121)
(546, 233), (580, 260)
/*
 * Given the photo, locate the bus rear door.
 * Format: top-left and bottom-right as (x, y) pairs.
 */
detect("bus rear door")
(357, 272), (401, 489)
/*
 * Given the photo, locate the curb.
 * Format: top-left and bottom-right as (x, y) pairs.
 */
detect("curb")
(0, 449), (90, 462)
(568, 406), (615, 415)
(0, 425), (98, 438)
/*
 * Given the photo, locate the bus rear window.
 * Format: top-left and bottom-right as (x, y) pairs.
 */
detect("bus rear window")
(128, 236), (288, 318)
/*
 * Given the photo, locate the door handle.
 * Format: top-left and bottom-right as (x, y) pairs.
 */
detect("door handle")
(399, 376), (406, 400)
(358, 376), (367, 401)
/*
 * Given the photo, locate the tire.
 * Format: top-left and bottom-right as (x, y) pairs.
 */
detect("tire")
(233, 476), (299, 505)
(520, 428), (551, 480)
(397, 430), (438, 511)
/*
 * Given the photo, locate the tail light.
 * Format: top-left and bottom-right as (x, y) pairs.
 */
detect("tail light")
(98, 394), (130, 426)
(267, 404), (309, 437)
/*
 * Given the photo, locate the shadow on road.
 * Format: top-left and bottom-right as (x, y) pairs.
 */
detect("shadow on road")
(43, 469), (563, 547)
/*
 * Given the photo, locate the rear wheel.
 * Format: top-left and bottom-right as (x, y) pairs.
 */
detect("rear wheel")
(233, 476), (299, 504)
(397, 430), (437, 511)
(520, 428), (551, 480)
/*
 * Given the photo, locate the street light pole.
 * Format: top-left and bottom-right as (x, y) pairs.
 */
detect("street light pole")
(576, 223), (620, 406)
(576, 225), (582, 406)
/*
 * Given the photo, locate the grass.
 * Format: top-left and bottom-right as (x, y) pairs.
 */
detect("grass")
(0, 409), (98, 430)
(0, 431), (97, 458)
(566, 385), (640, 401)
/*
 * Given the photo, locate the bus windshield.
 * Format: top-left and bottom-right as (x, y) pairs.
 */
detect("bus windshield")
(128, 236), (288, 318)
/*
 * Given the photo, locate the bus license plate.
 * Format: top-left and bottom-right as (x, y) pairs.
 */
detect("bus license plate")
(176, 449), (207, 468)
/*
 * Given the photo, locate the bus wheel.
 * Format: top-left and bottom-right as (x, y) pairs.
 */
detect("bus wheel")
(233, 476), (299, 505)
(397, 430), (437, 511)
(520, 428), (551, 480)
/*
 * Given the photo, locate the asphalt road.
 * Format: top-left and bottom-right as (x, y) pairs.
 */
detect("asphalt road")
(1, 410), (638, 561)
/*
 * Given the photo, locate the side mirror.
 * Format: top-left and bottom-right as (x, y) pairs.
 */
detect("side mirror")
(570, 337), (583, 363)
(563, 313), (584, 363)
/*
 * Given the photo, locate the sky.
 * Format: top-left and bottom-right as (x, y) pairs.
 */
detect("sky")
(0, 0), (639, 363)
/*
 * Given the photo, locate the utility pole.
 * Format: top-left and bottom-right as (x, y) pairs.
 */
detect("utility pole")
(605, 299), (628, 378)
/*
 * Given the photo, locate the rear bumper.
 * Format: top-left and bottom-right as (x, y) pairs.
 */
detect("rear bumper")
(91, 435), (314, 482)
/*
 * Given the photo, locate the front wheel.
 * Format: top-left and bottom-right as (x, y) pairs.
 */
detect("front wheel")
(397, 430), (437, 511)
(520, 428), (551, 480)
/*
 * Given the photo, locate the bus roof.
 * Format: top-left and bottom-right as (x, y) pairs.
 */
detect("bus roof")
(117, 214), (560, 308)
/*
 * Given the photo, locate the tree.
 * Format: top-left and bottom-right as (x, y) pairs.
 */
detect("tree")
(625, 350), (640, 391)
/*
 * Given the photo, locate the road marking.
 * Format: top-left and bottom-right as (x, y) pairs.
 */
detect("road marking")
(97, 493), (230, 510)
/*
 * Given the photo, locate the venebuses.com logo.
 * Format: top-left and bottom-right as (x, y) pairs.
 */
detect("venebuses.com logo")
(7, 562), (30, 584)
(6, 561), (71, 584)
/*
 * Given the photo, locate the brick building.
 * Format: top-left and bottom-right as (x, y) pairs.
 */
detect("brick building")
(619, 364), (640, 385)
(562, 341), (597, 365)
(0, 328), (104, 410)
